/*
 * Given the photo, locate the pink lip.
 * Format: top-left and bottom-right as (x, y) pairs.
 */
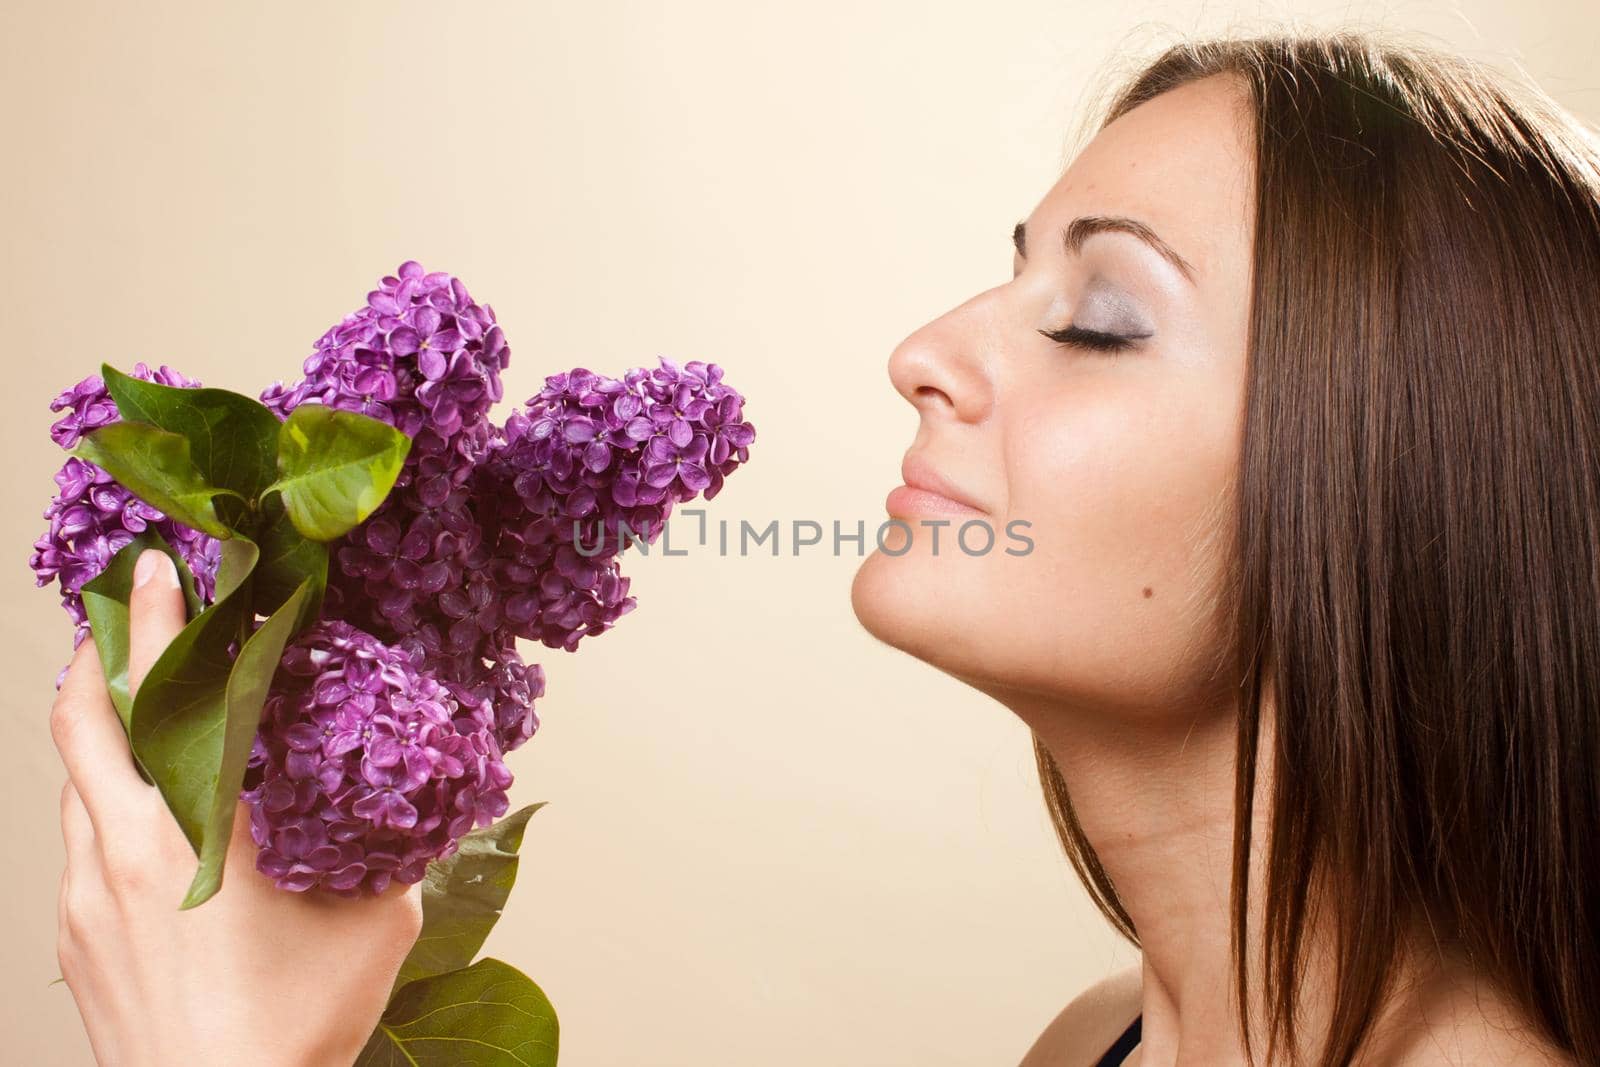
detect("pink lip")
(888, 453), (985, 516)
(885, 485), (985, 517)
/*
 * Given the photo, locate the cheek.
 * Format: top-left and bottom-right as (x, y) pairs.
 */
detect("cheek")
(994, 373), (1240, 710)
(849, 365), (1243, 716)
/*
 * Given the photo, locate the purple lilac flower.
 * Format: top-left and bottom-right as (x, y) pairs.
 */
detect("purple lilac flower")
(433, 634), (547, 753)
(259, 260), (544, 748)
(260, 260), (508, 438)
(474, 357), (755, 652)
(241, 620), (514, 896)
(261, 262), (502, 635)
(29, 364), (223, 681)
(261, 258), (506, 656)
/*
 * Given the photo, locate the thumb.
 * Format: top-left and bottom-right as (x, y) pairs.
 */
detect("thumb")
(127, 548), (188, 700)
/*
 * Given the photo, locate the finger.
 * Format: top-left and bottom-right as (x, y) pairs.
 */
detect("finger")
(49, 638), (144, 829)
(222, 797), (259, 870)
(57, 868), (70, 947)
(56, 869), (78, 991)
(60, 779), (99, 875)
(127, 549), (187, 700)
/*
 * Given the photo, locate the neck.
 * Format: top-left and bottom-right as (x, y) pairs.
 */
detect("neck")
(966, 679), (1532, 1066)
(984, 680), (1310, 1065)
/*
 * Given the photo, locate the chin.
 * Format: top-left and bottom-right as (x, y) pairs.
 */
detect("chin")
(850, 545), (993, 683)
(849, 547), (902, 643)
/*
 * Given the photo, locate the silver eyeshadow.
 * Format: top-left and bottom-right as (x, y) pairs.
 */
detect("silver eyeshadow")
(1077, 284), (1155, 337)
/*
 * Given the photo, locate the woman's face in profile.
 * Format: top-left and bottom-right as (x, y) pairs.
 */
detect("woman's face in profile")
(851, 73), (1258, 724)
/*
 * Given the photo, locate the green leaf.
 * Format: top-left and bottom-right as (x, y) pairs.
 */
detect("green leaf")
(80, 529), (203, 735)
(265, 404), (412, 541)
(394, 804), (546, 993)
(129, 537), (258, 869)
(357, 958), (559, 1067)
(101, 364), (283, 501)
(254, 493), (328, 627)
(73, 422), (241, 539)
(180, 574), (316, 909)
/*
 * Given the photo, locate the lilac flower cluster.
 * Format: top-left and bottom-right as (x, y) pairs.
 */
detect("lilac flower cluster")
(260, 263), (505, 665)
(29, 364), (223, 680)
(31, 259), (754, 895)
(475, 360), (756, 653)
(261, 264), (549, 755)
(241, 620), (512, 895)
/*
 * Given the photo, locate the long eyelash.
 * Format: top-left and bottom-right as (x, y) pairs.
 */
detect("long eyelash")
(1037, 325), (1143, 353)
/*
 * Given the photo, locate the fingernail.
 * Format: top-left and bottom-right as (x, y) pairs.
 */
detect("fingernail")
(133, 549), (176, 590)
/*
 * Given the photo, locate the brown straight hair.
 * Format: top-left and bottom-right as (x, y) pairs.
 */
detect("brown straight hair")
(1034, 30), (1600, 1066)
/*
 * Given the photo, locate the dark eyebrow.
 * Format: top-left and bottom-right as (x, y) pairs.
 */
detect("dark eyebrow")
(1012, 215), (1197, 285)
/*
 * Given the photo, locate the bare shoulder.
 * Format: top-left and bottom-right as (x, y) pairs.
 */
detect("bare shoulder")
(1387, 1017), (1575, 1067)
(1018, 965), (1142, 1067)
(1378, 963), (1576, 1067)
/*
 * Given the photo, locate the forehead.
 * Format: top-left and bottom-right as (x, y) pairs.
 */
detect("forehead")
(1030, 73), (1255, 285)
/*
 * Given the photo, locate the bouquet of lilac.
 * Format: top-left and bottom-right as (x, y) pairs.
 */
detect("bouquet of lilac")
(30, 261), (755, 1065)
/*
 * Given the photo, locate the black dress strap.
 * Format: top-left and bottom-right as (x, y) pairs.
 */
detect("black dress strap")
(1094, 1014), (1142, 1066)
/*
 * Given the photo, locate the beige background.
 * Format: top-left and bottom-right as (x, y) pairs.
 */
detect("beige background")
(2, 3), (1595, 1064)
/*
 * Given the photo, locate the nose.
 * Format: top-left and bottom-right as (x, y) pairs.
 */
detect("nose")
(886, 296), (996, 425)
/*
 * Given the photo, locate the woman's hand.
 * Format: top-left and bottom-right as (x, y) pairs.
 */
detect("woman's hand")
(52, 549), (424, 1067)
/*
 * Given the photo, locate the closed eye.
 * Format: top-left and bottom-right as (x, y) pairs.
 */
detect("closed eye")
(1037, 324), (1148, 353)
